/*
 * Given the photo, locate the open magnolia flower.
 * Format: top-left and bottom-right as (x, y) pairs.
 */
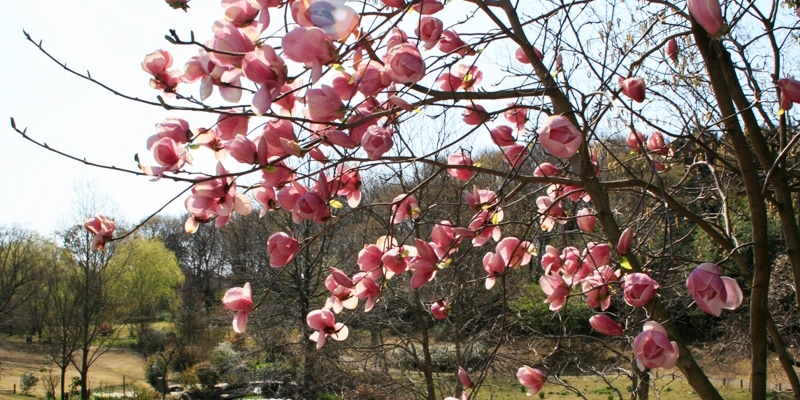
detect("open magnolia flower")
(222, 282), (254, 333)
(291, 0), (359, 41)
(686, 263), (743, 316)
(306, 309), (349, 349)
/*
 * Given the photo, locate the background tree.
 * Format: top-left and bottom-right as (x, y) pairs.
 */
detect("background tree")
(0, 226), (47, 333)
(113, 237), (184, 339)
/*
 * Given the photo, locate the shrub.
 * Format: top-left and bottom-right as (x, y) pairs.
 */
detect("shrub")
(20, 371), (39, 394)
(144, 356), (166, 392)
(208, 342), (247, 386)
(194, 362), (219, 390)
(508, 283), (594, 335)
(392, 341), (488, 371)
(131, 382), (159, 400)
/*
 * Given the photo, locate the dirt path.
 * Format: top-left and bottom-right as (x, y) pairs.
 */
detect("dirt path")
(0, 339), (146, 398)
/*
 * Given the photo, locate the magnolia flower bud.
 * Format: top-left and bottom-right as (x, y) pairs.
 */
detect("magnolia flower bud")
(687, 0), (725, 36)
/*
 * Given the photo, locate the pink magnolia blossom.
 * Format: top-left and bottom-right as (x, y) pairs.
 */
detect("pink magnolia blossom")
(459, 209), (503, 247)
(380, 0), (405, 7)
(184, 164), (252, 230)
(216, 114), (249, 141)
(533, 163), (561, 178)
(490, 125), (517, 148)
(617, 227), (633, 255)
(540, 273), (570, 311)
(260, 119), (298, 159)
(290, 0), (360, 41)
(84, 214), (116, 251)
(362, 125), (394, 160)
(431, 221), (460, 257)
(281, 26), (337, 83)
(260, 159), (294, 188)
(242, 46), (287, 115)
(142, 49), (174, 77)
(619, 77), (646, 103)
(633, 321), (679, 371)
(227, 136), (258, 165)
(582, 275), (612, 310)
(252, 184), (277, 216)
(503, 144), (529, 169)
(306, 309), (349, 349)
(482, 251), (506, 290)
(145, 137), (192, 176)
(589, 314), (623, 336)
(331, 71), (357, 100)
(358, 236), (397, 277)
(686, 262), (743, 316)
(463, 103), (489, 126)
(382, 245), (411, 277)
(666, 38), (679, 63)
(561, 246), (582, 276)
(576, 208), (596, 232)
(541, 245), (563, 274)
(782, 92), (794, 111)
(687, 0), (725, 36)
(222, 0), (263, 29)
(277, 182), (306, 212)
(206, 23), (255, 68)
(536, 196), (565, 231)
(431, 299), (451, 320)
(627, 130), (646, 152)
(458, 366), (474, 389)
(147, 118), (191, 149)
(456, 64), (482, 91)
(435, 72), (463, 92)
(779, 77), (800, 107)
(516, 366), (545, 396)
(293, 191), (331, 223)
(324, 267), (358, 313)
(411, 0), (444, 15)
(438, 30), (472, 57)
(385, 28), (410, 50)
(354, 61), (392, 97)
(464, 187), (499, 211)
(416, 16), (444, 50)
(515, 46), (543, 64)
(267, 232), (299, 267)
(583, 242), (611, 269)
(647, 131), (668, 155)
(391, 193), (420, 224)
(222, 282), (253, 333)
(274, 83), (298, 113)
(142, 49), (182, 93)
(446, 152), (474, 181)
(538, 115), (583, 158)
(330, 165), (362, 207)
(182, 50), (242, 102)
(353, 272), (380, 312)
(496, 237), (535, 268)
(623, 273), (661, 307)
(409, 239), (440, 289)
(384, 43), (426, 84)
(437, 65), (482, 92)
(504, 103), (528, 131)
(306, 85), (346, 122)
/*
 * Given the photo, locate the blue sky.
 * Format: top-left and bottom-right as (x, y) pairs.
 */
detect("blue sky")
(1, 1), (223, 234)
(0, 0), (513, 236)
